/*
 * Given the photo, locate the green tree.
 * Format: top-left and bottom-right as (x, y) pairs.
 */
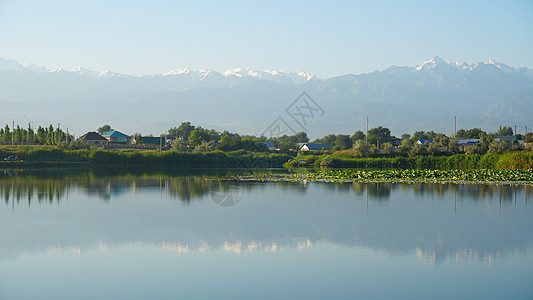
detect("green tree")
(36, 126), (46, 144)
(217, 135), (241, 151)
(194, 141), (215, 152)
(496, 126), (514, 136)
(477, 132), (492, 153)
(382, 142), (394, 154)
(279, 141), (296, 153)
(353, 140), (371, 157)
(488, 140), (510, 154)
(207, 129), (221, 142)
(294, 132), (309, 143)
(367, 126), (391, 145)
(433, 133), (449, 147)
(447, 137), (459, 154)
(334, 135), (352, 150)
(351, 130), (366, 141)
(318, 134), (336, 145)
(171, 138), (189, 151)
(409, 143), (427, 157)
(427, 143), (440, 155)
(398, 139), (412, 154)
(97, 124), (113, 135)
(188, 128), (210, 146)
(457, 128), (485, 139)
(2, 125), (10, 142)
(411, 131), (431, 141)
(525, 132), (533, 143)
(464, 144), (484, 155)
(177, 122), (196, 141)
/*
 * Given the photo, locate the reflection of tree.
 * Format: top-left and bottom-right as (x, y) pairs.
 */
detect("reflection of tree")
(167, 177), (212, 203)
(350, 182), (530, 203)
(367, 183), (393, 200)
(2, 168), (532, 208)
(0, 169), (220, 206)
(352, 183), (393, 200)
(406, 183), (521, 202)
(411, 183), (448, 196)
(1, 177), (69, 206)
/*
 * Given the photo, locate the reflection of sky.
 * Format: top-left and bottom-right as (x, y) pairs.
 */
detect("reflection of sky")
(1, 178), (533, 299)
(1, 180), (532, 263)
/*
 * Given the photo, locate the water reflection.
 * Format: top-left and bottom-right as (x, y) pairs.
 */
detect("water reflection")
(3, 169), (532, 206)
(1, 167), (532, 267)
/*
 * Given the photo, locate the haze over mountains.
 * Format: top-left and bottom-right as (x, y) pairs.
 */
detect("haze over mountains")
(1, 56), (532, 138)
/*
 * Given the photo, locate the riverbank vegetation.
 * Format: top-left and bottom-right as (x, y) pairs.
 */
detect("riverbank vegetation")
(284, 151), (533, 169)
(1, 121), (532, 169)
(0, 146), (291, 168)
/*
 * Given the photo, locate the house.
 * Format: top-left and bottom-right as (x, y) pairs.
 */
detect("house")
(78, 132), (108, 145)
(263, 142), (277, 150)
(390, 137), (402, 146)
(134, 136), (166, 146)
(297, 143), (332, 151)
(493, 135), (518, 142)
(416, 139), (434, 145)
(457, 138), (480, 146)
(102, 130), (131, 144)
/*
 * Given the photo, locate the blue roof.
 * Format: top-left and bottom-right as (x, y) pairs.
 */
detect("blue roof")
(102, 130), (129, 138)
(417, 139), (434, 144)
(299, 143), (332, 150)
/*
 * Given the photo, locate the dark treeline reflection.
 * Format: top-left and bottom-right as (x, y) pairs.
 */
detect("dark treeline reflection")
(0, 167), (285, 205)
(2, 168), (533, 206)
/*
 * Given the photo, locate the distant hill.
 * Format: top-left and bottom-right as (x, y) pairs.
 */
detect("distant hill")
(1, 56), (532, 137)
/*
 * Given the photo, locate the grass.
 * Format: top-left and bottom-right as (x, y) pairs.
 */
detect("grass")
(284, 152), (533, 170)
(0, 145), (291, 168)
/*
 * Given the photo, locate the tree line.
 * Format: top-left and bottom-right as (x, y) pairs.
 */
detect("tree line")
(0, 124), (73, 145)
(2, 122), (532, 155)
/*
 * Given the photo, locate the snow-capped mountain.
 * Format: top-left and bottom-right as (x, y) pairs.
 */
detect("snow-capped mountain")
(0, 58), (317, 85)
(0, 57), (532, 137)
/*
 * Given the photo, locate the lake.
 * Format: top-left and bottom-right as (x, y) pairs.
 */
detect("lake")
(1, 168), (532, 299)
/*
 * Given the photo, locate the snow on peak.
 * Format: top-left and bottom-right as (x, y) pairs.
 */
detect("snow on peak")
(163, 68), (192, 76)
(98, 70), (115, 78)
(223, 68), (245, 77)
(416, 56), (450, 71)
(454, 61), (472, 70)
(49, 68), (66, 73)
(221, 68), (316, 84)
(74, 66), (99, 76)
(482, 59), (515, 73)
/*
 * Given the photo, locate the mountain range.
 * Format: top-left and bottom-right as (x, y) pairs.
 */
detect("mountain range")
(1, 56), (532, 138)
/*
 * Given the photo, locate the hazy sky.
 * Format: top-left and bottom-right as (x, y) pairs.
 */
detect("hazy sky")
(1, 0), (532, 77)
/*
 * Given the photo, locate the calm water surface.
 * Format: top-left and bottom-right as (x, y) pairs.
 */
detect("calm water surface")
(1, 168), (532, 299)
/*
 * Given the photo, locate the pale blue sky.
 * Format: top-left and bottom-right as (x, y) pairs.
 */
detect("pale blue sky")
(1, 0), (532, 77)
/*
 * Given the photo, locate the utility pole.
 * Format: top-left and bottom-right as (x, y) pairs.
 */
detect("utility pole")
(66, 129), (69, 144)
(454, 116), (456, 138)
(366, 117), (368, 142)
(12, 120), (14, 145)
(57, 123), (61, 145)
(515, 125), (517, 136)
